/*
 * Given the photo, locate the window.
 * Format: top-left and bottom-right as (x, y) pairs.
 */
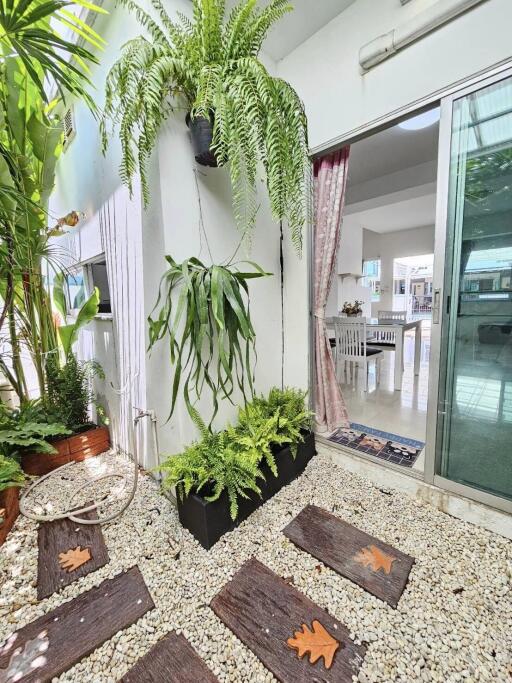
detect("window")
(88, 260), (112, 314)
(362, 259), (381, 302)
(65, 271), (86, 311)
(394, 279), (406, 295)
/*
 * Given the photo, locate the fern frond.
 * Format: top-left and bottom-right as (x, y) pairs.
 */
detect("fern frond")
(103, 0), (310, 252)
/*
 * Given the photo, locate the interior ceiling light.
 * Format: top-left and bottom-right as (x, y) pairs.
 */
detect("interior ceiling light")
(398, 108), (440, 131)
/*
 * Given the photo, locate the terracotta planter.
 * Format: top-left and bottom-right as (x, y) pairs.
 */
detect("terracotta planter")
(22, 425), (110, 476)
(0, 486), (20, 546)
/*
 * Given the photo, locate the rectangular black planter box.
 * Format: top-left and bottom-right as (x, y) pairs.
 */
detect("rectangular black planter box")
(177, 431), (316, 549)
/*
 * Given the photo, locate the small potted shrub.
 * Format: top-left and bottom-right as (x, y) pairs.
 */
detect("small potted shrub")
(21, 356), (110, 476)
(0, 455), (25, 545)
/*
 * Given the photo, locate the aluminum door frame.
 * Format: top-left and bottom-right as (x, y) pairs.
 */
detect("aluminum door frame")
(424, 66), (512, 514)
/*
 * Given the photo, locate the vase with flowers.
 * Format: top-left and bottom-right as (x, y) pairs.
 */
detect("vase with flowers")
(341, 300), (364, 317)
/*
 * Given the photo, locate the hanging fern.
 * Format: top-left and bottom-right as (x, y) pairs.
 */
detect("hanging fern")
(147, 255), (271, 422)
(101, 0), (310, 253)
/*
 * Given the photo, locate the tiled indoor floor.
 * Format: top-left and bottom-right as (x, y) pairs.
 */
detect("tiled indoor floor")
(337, 323), (431, 472)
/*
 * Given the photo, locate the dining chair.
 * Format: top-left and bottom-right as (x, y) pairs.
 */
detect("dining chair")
(368, 310), (407, 348)
(333, 317), (383, 391)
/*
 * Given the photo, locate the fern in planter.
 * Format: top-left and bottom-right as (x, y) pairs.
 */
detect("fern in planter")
(159, 425), (264, 520)
(238, 386), (313, 455)
(102, 0), (310, 252)
(148, 255), (270, 422)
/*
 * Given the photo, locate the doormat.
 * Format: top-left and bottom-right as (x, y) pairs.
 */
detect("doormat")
(328, 423), (424, 468)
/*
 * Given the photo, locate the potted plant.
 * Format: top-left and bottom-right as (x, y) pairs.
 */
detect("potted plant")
(148, 255), (271, 424)
(21, 355), (110, 476)
(342, 300), (364, 317)
(102, 0), (310, 252)
(0, 454), (25, 545)
(158, 387), (316, 549)
(237, 387), (315, 491)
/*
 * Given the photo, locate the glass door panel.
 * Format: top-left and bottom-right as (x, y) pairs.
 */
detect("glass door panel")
(437, 76), (512, 501)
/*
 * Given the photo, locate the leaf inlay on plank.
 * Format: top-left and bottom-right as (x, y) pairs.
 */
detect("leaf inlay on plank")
(58, 546), (91, 572)
(286, 620), (340, 670)
(353, 545), (396, 575)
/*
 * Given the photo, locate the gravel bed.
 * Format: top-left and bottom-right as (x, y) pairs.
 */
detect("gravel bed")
(1, 447), (510, 683)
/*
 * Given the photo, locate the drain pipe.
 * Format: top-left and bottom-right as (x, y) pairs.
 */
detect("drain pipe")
(359, 0), (488, 72)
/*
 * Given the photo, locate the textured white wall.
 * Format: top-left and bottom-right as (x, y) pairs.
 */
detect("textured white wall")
(50, 1), (305, 467)
(277, 0), (512, 150)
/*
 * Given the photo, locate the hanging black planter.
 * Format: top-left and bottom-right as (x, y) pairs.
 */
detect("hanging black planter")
(186, 113), (218, 167)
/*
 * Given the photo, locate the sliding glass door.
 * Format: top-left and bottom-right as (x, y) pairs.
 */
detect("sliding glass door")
(427, 72), (512, 509)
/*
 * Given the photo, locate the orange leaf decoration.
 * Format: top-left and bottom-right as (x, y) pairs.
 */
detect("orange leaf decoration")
(286, 619), (340, 670)
(58, 546), (91, 572)
(354, 544), (396, 575)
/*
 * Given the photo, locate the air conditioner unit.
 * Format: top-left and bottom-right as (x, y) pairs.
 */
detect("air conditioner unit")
(62, 106), (76, 150)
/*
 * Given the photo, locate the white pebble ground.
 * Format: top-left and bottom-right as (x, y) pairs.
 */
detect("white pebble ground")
(1, 448), (510, 683)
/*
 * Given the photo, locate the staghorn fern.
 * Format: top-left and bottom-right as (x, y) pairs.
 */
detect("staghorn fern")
(101, 0), (310, 253)
(147, 255), (271, 423)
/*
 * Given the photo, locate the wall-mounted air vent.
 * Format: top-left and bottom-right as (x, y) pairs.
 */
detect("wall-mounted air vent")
(62, 106), (76, 150)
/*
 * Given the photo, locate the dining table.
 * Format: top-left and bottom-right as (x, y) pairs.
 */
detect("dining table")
(326, 316), (424, 391)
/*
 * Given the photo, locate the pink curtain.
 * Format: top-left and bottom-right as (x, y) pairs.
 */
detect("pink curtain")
(313, 147), (350, 431)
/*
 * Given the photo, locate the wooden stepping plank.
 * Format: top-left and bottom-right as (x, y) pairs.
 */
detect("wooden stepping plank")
(0, 566), (153, 683)
(37, 507), (109, 600)
(283, 505), (414, 608)
(120, 632), (218, 682)
(211, 557), (365, 683)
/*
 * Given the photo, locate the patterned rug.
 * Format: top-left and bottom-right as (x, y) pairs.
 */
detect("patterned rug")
(328, 423), (425, 468)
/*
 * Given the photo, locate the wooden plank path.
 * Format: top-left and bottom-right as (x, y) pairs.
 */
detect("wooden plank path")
(211, 557), (366, 682)
(37, 507), (109, 600)
(0, 567), (153, 683)
(283, 505), (415, 608)
(120, 632), (218, 682)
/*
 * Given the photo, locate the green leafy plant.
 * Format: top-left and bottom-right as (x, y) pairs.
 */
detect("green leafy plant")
(234, 403), (288, 475)
(0, 402), (70, 460)
(0, 0), (106, 104)
(0, 0), (105, 402)
(148, 255), (271, 422)
(53, 274), (101, 358)
(44, 354), (104, 432)
(158, 385), (312, 519)
(102, 0), (310, 251)
(239, 386), (313, 455)
(159, 423), (264, 520)
(0, 454), (25, 493)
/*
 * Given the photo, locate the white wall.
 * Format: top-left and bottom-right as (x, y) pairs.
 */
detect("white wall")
(276, 0), (511, 386)
(50, 1), (306, 467)
(363, 225), (435, 313)
(277, 0), (512, 149)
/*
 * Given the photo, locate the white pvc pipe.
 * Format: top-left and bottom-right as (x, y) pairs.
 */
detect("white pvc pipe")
(359, 0), (487, 72)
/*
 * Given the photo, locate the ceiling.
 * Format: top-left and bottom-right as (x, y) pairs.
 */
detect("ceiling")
(225, 0), (356, 61)
(343, 110), (440, 233)
(346, 114), (440, 189)
(344, 193), (437, 234)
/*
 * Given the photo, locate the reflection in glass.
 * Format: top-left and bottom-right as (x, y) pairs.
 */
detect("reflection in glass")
(437, 77), (512, 501)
